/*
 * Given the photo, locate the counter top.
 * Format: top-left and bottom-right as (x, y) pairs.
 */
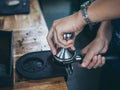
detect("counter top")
(0, 0), (68, 90)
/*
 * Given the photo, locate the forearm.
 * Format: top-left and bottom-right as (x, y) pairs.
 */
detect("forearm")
(96, 21), (113, 43)
(88, 0), (120, 22)
(80, 21), (113, 69)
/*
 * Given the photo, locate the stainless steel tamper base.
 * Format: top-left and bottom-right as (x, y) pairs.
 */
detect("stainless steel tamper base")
(54, 33), (76, 64)
(53, 49), (84, 75)
(54, 49), (76, 64)
(53, 50), (76, 75)
(53, 33), (79, 74)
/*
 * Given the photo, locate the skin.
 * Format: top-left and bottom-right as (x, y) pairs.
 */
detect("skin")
(88, 0), (120, 22)
(47, 12), (86, 55)
(47, 0), (119, 69)
(80, 21), (113, 69)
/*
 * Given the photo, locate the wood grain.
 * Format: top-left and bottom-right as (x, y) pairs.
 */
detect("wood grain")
(0, 0), (68, 90)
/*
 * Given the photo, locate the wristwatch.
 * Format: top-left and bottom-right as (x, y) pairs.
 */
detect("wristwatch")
(80, 0), (95, 24)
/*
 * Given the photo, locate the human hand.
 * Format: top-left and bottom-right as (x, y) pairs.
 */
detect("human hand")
(47, 11), (86, 55)
(80, 37), (107, 69)
(80, 21), (113, 69)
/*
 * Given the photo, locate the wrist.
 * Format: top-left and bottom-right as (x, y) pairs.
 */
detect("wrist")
(97, 21), (112, 36)
(96, 21), (113, 42)
(77, 10), (87, 27)
(80, 0), (96, 25)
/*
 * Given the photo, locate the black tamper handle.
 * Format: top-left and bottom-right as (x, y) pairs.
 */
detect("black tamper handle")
(103, 54), (120, 63)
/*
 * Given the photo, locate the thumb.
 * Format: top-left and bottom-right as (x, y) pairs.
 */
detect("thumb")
(70, 44), (76, 51)
(80, 50), (94, 67)
(101, 44), (108, 53)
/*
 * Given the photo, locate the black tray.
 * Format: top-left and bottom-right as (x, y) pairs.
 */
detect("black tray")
(0, 30), (13, 87)
(0, 0), (30, 15)
(16, 51), (68, 81)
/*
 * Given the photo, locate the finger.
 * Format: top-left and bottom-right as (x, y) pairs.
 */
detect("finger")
(54, 30), (75, 50)
(101, 44), (108, 53)
(47, 28), (56, 55)
(56, 39), (74, 49)
(69, 44), (76, 51)
(56, 33), (75, 49)
(68, 38), (76, 51)
(70, 35), (76, 49)
(80, 46), (89, 55)
(99, 56), (106, 67)
(93, 55), (102, 68)
(53, 29), (59, 45)
(87, 55), (98, 69)
(80, 50), (95, 68)
(56, 31), (75, 47)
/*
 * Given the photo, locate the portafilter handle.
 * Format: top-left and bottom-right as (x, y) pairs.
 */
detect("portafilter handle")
(74, 53), (120, 64)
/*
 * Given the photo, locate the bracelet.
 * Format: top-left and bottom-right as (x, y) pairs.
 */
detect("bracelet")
(80, 0), (95, 24)
(81, 0), (95, 9)
(81, 7), (91, 24)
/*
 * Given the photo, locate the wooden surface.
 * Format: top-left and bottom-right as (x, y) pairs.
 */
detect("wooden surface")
(0, 0), (68, 90)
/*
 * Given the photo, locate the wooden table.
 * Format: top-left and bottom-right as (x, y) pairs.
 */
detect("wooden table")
(0, 0), (68, 90)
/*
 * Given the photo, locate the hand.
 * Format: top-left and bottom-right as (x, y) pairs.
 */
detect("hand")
(80, 37), (107, 69)
(80, 21), (113, 69)
(47, 11), (86, 55)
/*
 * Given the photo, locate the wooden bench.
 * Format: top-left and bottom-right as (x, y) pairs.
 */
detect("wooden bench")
(0, 0), (68, 90)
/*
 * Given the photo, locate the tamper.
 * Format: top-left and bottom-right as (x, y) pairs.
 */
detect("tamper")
(53, 33), (76, 74)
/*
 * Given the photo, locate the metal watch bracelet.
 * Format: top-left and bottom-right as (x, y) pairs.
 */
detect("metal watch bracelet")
(80, 7), (91, 24)
(80, 0), (95, 24)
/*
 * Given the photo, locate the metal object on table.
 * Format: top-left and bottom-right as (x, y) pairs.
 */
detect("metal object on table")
(53, 33), (76, 74)
(6, 0), (20, 6)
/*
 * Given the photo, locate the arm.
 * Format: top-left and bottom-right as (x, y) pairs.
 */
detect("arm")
(47, 0), (120, 55)
(86, 0), (120, 22)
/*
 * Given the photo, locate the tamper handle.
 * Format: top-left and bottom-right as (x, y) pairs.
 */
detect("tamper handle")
(63, 33), (74, 40)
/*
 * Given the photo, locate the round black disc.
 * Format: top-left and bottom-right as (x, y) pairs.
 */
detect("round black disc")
(22, 57), (44, 73)
(16, 51), (50, 80)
